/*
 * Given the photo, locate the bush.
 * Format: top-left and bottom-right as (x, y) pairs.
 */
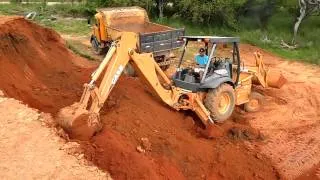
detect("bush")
(171, 0), (247, 29)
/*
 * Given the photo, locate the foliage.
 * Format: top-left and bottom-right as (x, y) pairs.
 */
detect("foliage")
(157, 11), (320, 65)
(170, 0), (247, 29)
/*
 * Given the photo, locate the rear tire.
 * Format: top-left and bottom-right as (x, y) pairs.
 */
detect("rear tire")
(204, 84), (235, 123)
(244, 92), (264, 112)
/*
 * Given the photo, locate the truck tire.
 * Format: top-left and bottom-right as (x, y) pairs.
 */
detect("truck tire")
(155, 55), (170, 71)
(91, 39), (103, 55)
(204, 84), (235, 123)
(244, 92), (264, 112)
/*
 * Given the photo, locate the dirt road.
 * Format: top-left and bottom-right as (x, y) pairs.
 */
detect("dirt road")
(0, 94), (111, 179)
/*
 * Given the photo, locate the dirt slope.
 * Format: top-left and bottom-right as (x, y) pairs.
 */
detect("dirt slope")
(82, 77), (279, 180)
(0, 16), (94, 113)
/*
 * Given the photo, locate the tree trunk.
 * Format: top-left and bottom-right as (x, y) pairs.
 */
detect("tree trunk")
(158, 0), (165, 18)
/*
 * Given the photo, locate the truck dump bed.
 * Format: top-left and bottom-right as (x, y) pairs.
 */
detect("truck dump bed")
(109, 22), (173, 33)
(98, 7), (184, 54)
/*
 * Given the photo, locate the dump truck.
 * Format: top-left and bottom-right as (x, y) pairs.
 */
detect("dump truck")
(90, 6), (185, 69)
(57, 32), (286, 140)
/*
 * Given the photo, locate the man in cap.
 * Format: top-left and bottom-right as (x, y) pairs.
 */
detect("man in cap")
(194, 48), (209, 79)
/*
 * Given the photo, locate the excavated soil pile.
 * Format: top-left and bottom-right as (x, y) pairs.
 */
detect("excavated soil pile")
(0, 17), (280, 179)
(82, 77), (280, 180)
(111, 22), (172, 33)
(0, 16), (93, 113)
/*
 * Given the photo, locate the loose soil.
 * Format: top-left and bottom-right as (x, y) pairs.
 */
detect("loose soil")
(0, 16), (319, 179)
(0, 95), (110, 179)
(110, 22), (172, 34)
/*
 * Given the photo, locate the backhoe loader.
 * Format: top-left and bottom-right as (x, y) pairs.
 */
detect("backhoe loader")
(57, 32), (286, 140)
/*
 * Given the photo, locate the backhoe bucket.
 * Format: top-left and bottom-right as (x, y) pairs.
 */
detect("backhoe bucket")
(56, 103), (102, 140)
(266, 69), (287, 89)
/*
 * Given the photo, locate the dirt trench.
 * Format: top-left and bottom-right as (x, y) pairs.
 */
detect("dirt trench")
(1, 16), (318, 180)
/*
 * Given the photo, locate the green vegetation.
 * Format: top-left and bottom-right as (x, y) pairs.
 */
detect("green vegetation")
(40, 18), (90, 36)
(0, 3), (91, 35)
(67, 40), (96, 60)
(0, 1), (319, 64)
(157, 13), (320, 64)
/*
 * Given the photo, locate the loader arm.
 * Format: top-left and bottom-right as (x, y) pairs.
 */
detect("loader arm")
(246, 52), (286, 89)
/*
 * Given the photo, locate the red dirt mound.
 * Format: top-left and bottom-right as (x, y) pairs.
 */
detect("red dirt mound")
(82, 77), (280, 180)
(0, 17), (280, 179)
(0, 16), (93, 113)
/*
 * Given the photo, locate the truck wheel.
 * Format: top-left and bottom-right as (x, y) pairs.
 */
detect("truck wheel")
(155, 56), (170, 71)
(204, 84), (235, 123)
(91, 39), (103, 55)
(244, 92), (264, 112)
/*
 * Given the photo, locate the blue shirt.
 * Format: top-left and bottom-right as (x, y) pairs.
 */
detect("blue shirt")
(195, 55), (209, 68)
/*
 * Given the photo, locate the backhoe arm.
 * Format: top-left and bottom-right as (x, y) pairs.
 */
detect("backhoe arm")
(82, 32), (176, 116)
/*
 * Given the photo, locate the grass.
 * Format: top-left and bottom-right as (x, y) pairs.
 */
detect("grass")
(40, 18), (90, 36)
(66, 40), (96, 61)
(0, 3), (92, 35)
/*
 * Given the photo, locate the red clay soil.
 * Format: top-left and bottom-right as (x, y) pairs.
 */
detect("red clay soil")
(0, 17), (280, 179)
(82, 77), (280, 180)
(296, 162), (320, 180)
(0, 16), (94, 113)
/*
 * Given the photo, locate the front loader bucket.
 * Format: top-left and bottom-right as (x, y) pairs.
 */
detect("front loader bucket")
(266, 70), (287, 89)
(251, 52), (287, 89)
(56, 103), (102, 140)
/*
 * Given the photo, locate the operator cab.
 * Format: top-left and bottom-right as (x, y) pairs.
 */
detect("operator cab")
(173, 36), (241, 92)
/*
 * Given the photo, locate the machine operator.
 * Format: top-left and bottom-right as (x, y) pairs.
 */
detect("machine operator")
(194, 48), (209, 78)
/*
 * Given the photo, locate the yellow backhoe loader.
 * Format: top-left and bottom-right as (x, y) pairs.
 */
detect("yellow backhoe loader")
(57, 33), (286, 140)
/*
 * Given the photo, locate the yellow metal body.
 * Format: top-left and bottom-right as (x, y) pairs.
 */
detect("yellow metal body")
(235, 72), (253, 105)
(234, 52), (286, 105)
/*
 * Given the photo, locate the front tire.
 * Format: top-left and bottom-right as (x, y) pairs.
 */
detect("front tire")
(204, 84), (235, 123)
